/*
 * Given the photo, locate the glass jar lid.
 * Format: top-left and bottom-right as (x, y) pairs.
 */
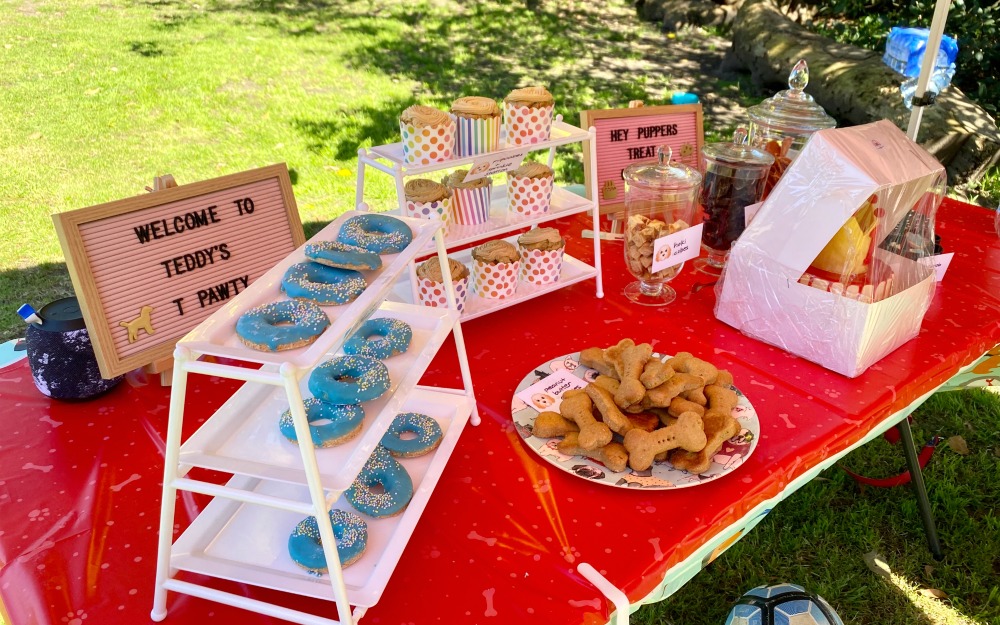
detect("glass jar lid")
(702, 128), (775, 169)
(623, 145), (702, 191)
(746, 59), (836, 135)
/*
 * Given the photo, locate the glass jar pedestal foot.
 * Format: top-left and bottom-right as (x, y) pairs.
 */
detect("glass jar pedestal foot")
(624, 271), (680, 306)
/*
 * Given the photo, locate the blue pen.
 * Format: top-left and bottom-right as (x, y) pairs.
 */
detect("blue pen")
(17, 304), (43, 325)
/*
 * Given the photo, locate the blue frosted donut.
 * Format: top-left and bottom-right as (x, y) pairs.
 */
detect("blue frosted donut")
(338, 214), (413, 254)
(236, 299), (329, 352)
(343, 318), (413, 360)
(282, 262), (367, 306)
(308, 355), (390, 404)
(345, 446), (413, 518)
(279, 398), (365, 448)
(305, 240), (382, 271)
(381, 412), (443, 458)
(288, 508), (368, 572)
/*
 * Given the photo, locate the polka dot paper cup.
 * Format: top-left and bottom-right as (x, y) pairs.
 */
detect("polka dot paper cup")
(400, 117), (456, 166)
(503, 102), (554, 146)
(417, 275), (469, 313)
(404, 197), (451, 224)
(519, 247), (564, 285)
(473, 259), (520, 299)
(507, 174), (554, 218)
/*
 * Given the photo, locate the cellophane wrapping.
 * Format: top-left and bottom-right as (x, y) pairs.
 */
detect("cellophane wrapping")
(715, 120), (946, 377)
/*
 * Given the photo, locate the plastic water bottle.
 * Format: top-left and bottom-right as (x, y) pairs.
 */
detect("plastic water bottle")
(900, 61), (955, 109)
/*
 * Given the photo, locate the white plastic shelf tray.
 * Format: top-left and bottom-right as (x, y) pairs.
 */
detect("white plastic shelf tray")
(366, 119), (590, 176)
(178, 210), (442, 370)
(179, 301), (459, 492)
(394, 234), (597, 322)
(171, 388), (472, 608)
(411, 186), (594, 257)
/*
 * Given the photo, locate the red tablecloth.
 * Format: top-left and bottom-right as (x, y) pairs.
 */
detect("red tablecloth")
(1, 198), (998, 625)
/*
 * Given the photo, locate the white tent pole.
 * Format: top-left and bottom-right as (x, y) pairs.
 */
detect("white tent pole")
(906, 0), (953, 142)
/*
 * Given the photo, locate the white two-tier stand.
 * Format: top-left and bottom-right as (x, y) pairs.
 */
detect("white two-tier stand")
(354, 115), (604, 318)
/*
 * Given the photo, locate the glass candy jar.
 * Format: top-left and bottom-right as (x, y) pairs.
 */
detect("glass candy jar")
(622, 145), (702, 306)
(747, 59), (836, 158)
(698, 128), (774, 272)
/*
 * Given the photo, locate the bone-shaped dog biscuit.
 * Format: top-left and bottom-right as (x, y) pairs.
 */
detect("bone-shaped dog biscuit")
(580, 347), (618, 379)
(585, 384), (633, 435)
(603, 339), (635, 376)
(705, 384), (738, 413)
(643, 372), (704, 408)
(669, 411), (740, 474)
(667, 352), (719, 385)
(593, 375), (620, 395)
(623, 411), (707, 471)
(682, 387), (708, 406)
(640, 358), (674, 389)
(613, 343), (652, 408)
(560, 392), (611, 450)
(668, 396), (705, 418)
(558, 432), (629, 473)
(533, 411), (579, 438)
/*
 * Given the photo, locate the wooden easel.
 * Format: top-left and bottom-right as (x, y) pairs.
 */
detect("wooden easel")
(581, 100), (646, 242)
(142, 174), (178, 387)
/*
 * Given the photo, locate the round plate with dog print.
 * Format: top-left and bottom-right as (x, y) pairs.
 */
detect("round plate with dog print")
(511, 352), (760, 489)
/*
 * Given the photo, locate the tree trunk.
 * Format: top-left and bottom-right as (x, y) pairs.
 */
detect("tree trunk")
(728, 0), (1000, 186)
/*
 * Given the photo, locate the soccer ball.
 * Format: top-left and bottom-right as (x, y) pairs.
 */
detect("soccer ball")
(724, 583), (845, 625)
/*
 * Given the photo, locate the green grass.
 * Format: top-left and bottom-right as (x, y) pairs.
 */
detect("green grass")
(0, 0), (670, 340)
(644, 389), (1000, 625)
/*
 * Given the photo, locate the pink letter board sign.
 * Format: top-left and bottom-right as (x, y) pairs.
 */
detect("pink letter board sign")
(581, 103), (703, 215)
(53, 164), (305, 378)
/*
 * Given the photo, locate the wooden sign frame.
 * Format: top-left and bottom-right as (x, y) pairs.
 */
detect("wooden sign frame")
(53, 164), (305, 379)
(581, 103), (704, 216)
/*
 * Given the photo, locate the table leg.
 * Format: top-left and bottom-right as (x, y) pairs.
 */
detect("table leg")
(896, 418), (944, 560)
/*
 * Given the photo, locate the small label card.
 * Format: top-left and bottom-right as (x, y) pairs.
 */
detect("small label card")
(652, 223), (704, 273)
(462, 149), (530, 183)
(744, 202), (763, 228)
(515, 369), (588, 414)
(918, 252), (954, 282)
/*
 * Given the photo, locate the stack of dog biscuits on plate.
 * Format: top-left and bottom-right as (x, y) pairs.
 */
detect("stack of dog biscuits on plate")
(532, 340), (741, 474)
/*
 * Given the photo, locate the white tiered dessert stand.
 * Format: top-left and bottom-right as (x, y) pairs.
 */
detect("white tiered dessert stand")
(151, 212), (477, 625)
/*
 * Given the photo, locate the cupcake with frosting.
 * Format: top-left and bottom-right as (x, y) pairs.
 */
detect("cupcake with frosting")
(442, 169), (492, 226)
(451, 96), (501, 157)
(517, 227), (565, 285)
(504, 86), (555, 146)
(471, 240), (521, 299)
(416, 256), (470, 313)
(507, 161), (555, 218)
(404, 178), (451, 223)
(399, 105), (456, 166)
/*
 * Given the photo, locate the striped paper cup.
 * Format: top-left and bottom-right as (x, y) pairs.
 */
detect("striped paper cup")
(416, 275), (469, 313)
(404, 197), (451, 224)
(455, 115), (501, 157)
(503, 102), (554, 147)
(519, 247), (564, 285)
(507, 174), (553, 218)
(400, 117), (456, 166)
(451, 181), (492, 225)
(472, 259), (520, 299)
